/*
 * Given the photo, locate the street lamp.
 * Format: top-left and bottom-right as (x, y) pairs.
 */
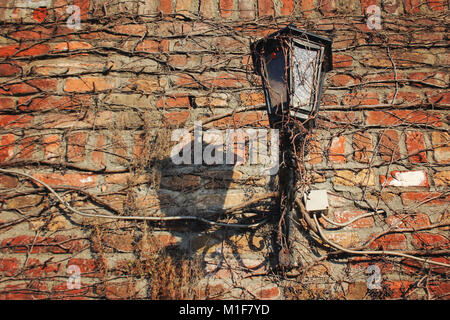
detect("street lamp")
(250, 25), (333, 269)
(250, 25), (333, 127)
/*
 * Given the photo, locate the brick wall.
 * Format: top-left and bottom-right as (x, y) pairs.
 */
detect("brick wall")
(0, 0), (448, 300)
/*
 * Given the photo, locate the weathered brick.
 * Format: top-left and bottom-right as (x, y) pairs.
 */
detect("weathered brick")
(378, 130), (400, 162)
(255, 284), (280, 300)
(386, 213), (431, 229)
(342, 92), (379, 106)
(329, 136), (346, 163)
(158, 0), (173, 14)
(0, 63), (21, 77)
(333, 54), (353, 68)
(401, 192), (449, 206)
(32, 172), (97, 188)
(433, 171), (449, 186)
(0, 174), (18, 188)
(280, 0), (295, 15)
(67, 132), (87, 163)
(201, 0), (219, 18)
(380, 170), (428, 187)
(24, 258), (61, 277)
(156, 95), (190, 109)
(1, 235), (86, 254)
(431, 132), (450, 163)
(405, 131), (426, 163)
(334, 169), (375, 187)
(411, 233), (449, 250)
(68, 258), (103, 277)
(64, 77), (114, 92)
(0, 97), (15, 110)
(0, 258), (19, 276)
(326, 232), (360, 248)
(220, 0), (234, 18)
(369, 233), (407, 250)
(332, 210), (375, 228)
(366, 110), (442, 127)
(0, 134), (15, 163)
(160, 175), (201, 191)
(258, 0), (275, 16)
(0, 44), (50, 58)
(353, 132), (373, 163)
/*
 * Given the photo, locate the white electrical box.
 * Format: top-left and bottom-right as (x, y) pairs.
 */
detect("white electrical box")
(304, 190), (329, 212)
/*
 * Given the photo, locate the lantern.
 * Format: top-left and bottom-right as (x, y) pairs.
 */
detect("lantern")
(251, 25), (333, 127)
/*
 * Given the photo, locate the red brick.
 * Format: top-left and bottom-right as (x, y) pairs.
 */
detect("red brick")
(366, 110), (441, 127)
(91, 135), (105, 168)
(220, 0), (234, 17)
(32, 172), (97, 188)
(255, 284), (280, 299)
(33, 7), (48, 22)
(0, 44), (50, 58)
(101, 234), (134, 253)
(0, 258), (19, 276)
(353, 132), (373, 163)
(168, 54), (188, 67)
(0, 115), (32, 128)
(386, 91), (421, 104)
(1, 235), (86, 254)
(43, 135), (61, 160)
(330, 74), (360, 87)
(135, 39), (169, 53)
(348, 257), (394, 273)
(18, 96), (73, 112)
(332, 210), (375, 228)
(0, 283), (47, 300)
(239, 0), (255, 19)
(0, 174), (18, 188)
(0, 63), (21, 76)
(369, 233), (407, 250)
(333, 54), (352, 68)
(401, 257), (449, 275)
(51, 282), (91, 300)
(104, 281), (136, 299)
(360, 0), (377, 13)
(158, 0), (173, 14)
(64, 77), (114, 93)
(318, 0), (336, 16)
(67, 258), (103, 277)
(0, 97), (15, 110)
(329, 136), (346, 163)
(405, 131), (426, 163)
(429, 278), (450, 298)
(156, 95), (190, 109)
(17, 136), (35, 160)
(384, 280), (414, 299)
(24, 258), (61, 277)
(258, 0), (275, 16)
(378, 130), (400, 162)
(403, 0), (422, 13)
(67, 132), (87, 163)
(342, 92), (379, 106)
(401, 192), (449, 206)
(280, 0), (295, 15)
(164, 111), (190, 126)
(0, 83), (40, 95)
(300, 0), (315, 17)
(111, 135), (129, 166)
(427, 0), (445, 11)
(428, 92), (450, 106)
(74, 0), (90, 20)
(0, 134), (15, 163)
(411, 233), (449, 250)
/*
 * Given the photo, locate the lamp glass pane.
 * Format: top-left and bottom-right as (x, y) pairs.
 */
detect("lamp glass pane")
(292, 45), (319, 114)
(263, 47), (289, 113)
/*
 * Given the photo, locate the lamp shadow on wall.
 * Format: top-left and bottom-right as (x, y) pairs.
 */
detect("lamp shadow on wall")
(146, 132), (281, 279)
